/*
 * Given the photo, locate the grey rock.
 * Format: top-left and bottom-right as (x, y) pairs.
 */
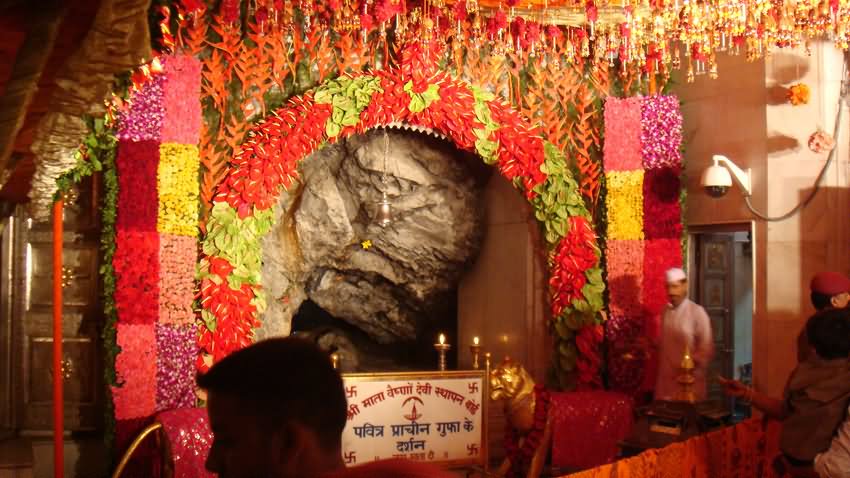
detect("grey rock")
(258, 128), (488, 350)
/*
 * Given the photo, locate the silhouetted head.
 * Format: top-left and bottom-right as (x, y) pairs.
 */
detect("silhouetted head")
(198, 337), (347, 478)
(806, 308), (850, 360)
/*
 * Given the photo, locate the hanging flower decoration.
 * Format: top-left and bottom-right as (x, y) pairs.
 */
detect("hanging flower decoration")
(787, 83), (810, 106)
(602, 96), (685, 396)
(197, 59), (604, 380)
(808, 130), (835, 154)
(109, 54), (202, 462)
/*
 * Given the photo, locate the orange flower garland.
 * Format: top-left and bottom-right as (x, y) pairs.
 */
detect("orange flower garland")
(787, 83), (810, 106)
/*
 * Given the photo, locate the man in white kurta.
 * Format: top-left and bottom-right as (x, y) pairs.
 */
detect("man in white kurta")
(653, 268), (715, 401)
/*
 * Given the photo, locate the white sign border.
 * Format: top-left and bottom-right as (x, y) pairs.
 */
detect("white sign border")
(341, 369), (489, 469)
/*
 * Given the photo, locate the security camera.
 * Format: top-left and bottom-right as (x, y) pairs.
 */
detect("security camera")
(702, 164), (732, 197)
(701, 155), (752, 198)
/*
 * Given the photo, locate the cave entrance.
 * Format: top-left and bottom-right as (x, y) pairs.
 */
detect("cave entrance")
(290, 295), (457, 372)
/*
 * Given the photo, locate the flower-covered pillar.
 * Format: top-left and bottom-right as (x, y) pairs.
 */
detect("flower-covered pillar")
(603, 96), (684, 394)
(111, 55), (201, 467)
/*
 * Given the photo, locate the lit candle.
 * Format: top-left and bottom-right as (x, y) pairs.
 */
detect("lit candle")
(470, 336), (482, 370)
(435, 333), (450, 371)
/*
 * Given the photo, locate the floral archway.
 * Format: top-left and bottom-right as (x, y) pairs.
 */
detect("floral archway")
(197, 44), (605, 387)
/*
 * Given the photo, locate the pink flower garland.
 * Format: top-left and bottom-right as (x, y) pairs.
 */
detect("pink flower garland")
(640, 96), (683, 170)
(117, 74), (165, 142)
(603, 97), (642, 171)
(158, 235), (197, 326)
(605, 239), (644, 317)
(113, 323), (157, 419)
(162, 55), (202, 144)
(156, 324), (198, 410)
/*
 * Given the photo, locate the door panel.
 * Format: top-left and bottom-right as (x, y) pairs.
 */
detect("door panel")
(9, 179), (103, 434)
(697, 234), (735, 403)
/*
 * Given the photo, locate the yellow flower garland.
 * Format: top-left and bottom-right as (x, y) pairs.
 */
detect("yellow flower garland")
(605, 170), (645, 241)
(158, 143), (200, 237)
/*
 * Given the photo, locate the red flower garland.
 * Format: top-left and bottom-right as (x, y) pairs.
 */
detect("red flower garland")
(504, 385), (551, 478)
(643, 167), (682, 240)
(116, 140), (160, 232)
(199, 64), (600, 371)
(114, 231), (160, 324)
(576, 324), (604, 389)
(642, 238), (683, 317)
(550, 216), (598, 317)
(198, 279), (259, 370)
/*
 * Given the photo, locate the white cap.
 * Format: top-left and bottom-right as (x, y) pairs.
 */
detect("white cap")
(665, 267), (687, 283)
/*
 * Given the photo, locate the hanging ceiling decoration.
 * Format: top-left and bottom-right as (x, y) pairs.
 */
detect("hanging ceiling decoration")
(189, 0), (849, 83)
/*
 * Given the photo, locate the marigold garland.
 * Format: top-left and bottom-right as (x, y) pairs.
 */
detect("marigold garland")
(158, 143), (201, 237)
(605, 170), (645, 241)
(787, 83), (810, 106)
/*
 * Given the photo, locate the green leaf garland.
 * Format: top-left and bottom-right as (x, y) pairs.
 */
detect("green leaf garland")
(314, 76), (383, 138)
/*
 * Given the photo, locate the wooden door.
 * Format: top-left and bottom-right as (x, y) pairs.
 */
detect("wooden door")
(695, 233), (735, 403)
(8, 178), (103, 434)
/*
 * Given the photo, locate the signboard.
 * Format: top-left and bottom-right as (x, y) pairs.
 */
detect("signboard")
(340, 370), (487, 468)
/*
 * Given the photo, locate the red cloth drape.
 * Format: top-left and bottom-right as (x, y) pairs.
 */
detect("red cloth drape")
(558, 418), (783, 478)
(550, 391), (635, 470)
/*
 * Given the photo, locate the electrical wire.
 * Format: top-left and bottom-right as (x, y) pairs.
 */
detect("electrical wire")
(743, 55), (848, 222)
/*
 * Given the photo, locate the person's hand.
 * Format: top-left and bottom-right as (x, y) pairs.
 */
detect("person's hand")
(717, 376), (749, 398)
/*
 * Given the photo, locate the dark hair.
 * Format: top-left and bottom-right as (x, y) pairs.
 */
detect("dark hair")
(197, 337), (347, 451)
(811, 291), (833, 311)
(806, 308), (850, 360)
